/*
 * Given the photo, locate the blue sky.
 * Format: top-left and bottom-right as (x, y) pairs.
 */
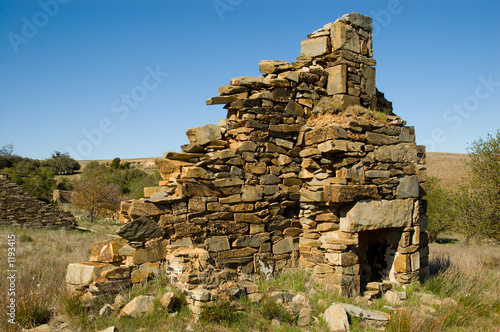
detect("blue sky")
(0, 0), (499, 160)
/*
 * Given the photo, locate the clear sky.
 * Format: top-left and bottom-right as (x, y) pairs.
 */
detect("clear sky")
(1, 0), (499, 160)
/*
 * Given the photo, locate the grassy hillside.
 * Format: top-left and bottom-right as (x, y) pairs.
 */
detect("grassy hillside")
(426, 152), (470, 192)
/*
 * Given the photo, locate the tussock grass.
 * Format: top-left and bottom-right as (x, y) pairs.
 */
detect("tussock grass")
(386, 243), (500, 331)
(0, 226), (112, 331)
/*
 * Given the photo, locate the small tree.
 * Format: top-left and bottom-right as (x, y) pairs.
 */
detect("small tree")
(45, 151), (81, 174)
(424, 176), (457, 242)
(456, 131), (500, 242)
(110, 157), (121, 170)
(73, 168), (123, 222)
(0, 143), (14, 156)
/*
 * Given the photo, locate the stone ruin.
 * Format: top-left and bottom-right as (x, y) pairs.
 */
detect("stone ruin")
(0, 173), (77, 229)
(67, 12), (429, 311)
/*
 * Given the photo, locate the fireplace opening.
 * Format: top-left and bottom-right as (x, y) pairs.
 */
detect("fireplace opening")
(358, 228), (403, 287)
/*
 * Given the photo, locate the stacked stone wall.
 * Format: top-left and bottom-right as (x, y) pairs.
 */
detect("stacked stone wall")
(0, 173), (77, 229)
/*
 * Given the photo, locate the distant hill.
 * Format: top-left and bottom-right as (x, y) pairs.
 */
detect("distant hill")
(426, 152), (469, 192)
(77, 158), (158, 174)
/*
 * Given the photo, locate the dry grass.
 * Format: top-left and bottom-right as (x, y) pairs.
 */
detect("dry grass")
(385, 243), (500, 331)
(426, 152), (470, 192)
(0, 227), (113, 331)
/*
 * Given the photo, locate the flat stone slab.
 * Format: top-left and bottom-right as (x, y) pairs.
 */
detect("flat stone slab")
(340, 199), (413, 232)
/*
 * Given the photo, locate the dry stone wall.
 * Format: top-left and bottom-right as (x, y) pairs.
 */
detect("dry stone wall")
(67, 12), (429, 302)
(0, 173), (77, 229)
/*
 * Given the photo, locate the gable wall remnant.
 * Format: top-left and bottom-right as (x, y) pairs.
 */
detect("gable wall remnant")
(67, 12), (428, 303)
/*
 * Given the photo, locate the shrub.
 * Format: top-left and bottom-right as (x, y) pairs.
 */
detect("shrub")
(424, 176), (457, 242)
(456, 130), (500, 242)
(72, 167), (124, 222)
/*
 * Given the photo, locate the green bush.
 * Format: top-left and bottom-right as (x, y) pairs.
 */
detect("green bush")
(424, 176), (458, 242)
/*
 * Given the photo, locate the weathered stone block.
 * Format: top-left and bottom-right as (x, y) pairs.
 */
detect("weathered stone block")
(214, 177), (244, 187)
(326, 65), (347, 95)
(304, 125), (349, 145)
(259, 60), (293, 74)
(410, 251), (420, 272)
(361, 64), (376, 95)
(301, 36), (330, 57)
(66, 262), (116, 286)
(394, 254), (411, 273)
(284, 100), (305, 116)
(234, 213), (263, 224)
(230, 76), (266, 89)
(128, 201), (168, 218)
(181, 167), (214, 180)
(186, 124), (222, 146)
(241, 185), (264, 202)
(205, 236), (230, 252)
(340, 199), (414, 232)
(133, 239), (167, 265)
(365, 170), (391, 178)
(324, 303), (350, 332)
(233, 234), (270, 248)
(273, 237), (294, 255)
(299, 188), (324, 202)
(365, 132), (396, 145)
(250, 224), (265, 234)
(396, 175), (419, 198)
(116, 216), (163, 242)
(218, 248), (257, 264)
(338, 12), (373, 30)
(324, 185), (378, 203)
(205, 95), (239, 105)
(143, 186), (170, 198)
(374, 143), (418, 163)
(120, 295), (156, 317)
(331, 20), (361, 53)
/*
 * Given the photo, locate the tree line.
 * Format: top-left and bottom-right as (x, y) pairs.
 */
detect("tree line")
(0, 145), (161, 222)
(0, 146), (81, 201)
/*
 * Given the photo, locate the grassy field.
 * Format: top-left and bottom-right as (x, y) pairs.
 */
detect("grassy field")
(1, 220), (499, 332)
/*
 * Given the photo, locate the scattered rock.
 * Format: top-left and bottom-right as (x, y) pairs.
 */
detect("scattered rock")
(99, 304), (114, 317)
(120, 295), (156, 317)
(160, 292), (176, 311)
(324, 303), (350, 332)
